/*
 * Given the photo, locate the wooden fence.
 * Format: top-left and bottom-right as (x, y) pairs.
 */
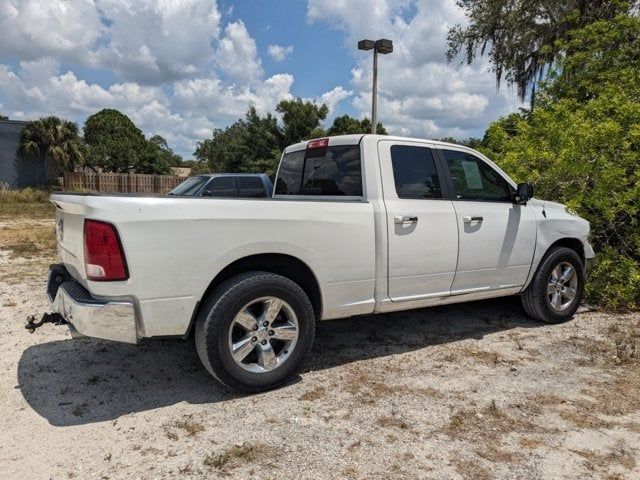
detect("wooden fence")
(63, 172), (183, 194)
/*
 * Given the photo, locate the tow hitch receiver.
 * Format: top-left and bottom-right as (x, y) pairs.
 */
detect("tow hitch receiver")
(25, 312), (67, 333)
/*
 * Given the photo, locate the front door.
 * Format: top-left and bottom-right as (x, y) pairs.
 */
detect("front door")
(438, 147), (537, 293)
(378, 140), (459, 301)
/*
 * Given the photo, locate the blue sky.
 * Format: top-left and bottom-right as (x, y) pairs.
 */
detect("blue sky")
(0, 0), (521, 157)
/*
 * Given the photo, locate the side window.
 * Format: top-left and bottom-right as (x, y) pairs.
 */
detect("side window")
(238, 177), (266, 197)
(443, 150), (512, 202)
(390, 145), (442, 199)
(208, 177), (236, 197)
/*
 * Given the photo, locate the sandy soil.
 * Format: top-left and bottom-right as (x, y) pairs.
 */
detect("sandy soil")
(1, 217), (639, 479)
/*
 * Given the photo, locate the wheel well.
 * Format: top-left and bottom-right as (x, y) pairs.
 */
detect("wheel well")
(549, 238), (585, 264)
(195, 254), (322, 323)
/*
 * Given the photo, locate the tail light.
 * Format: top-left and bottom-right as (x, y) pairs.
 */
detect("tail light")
(307, 138), (329, 149)
(83, 219), (129, 281)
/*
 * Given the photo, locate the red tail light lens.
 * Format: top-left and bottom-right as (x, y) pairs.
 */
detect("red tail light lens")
(84, 219), (129, 281)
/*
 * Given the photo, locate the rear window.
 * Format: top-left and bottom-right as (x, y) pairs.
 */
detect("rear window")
(275, 145), (362, 196)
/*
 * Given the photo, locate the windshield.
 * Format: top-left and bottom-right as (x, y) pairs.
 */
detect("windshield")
(168, 176), (210, 196)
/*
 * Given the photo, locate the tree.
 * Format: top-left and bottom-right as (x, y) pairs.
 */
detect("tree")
(276, 99), (328, 147)
(0, 114), (8, 120)
(194, 107), (281, 175)
(182, 159), (211, 176)
(437, 136), (483, 148)
(84, 109), (147, 172)
(194, 101), (387, 176)
(327, 115), (387, 136)
(20, 116), (85, 178)
(447, 0), (637, 101)
(545, 13), (640, 103)
(138, 135), (183, 174)
(481, 14), (640, 309)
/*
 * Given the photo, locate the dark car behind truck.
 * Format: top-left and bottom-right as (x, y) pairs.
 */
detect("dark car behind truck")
(169, 173), (273, 198)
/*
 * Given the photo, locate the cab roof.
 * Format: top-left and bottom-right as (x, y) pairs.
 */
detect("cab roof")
(283, 134), (476, 153)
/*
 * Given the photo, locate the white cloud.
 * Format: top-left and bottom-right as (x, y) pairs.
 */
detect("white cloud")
(0, 0), (300, 156)
(315, 86), (353, 119)
(308, 0), (522, 139)
(0, 0), (221, 85)
(0, 60), (296, 156)
(91, 0), (222, 84)
(0, 0), (104, 62)
(215, 20), (263, 86)
(267, 44), (294, 62)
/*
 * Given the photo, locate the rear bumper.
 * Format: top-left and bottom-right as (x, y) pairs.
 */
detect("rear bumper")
(47, 264), (138, 344)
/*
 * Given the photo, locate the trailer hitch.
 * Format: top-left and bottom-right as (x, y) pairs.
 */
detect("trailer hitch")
(25, 312), (67, 333)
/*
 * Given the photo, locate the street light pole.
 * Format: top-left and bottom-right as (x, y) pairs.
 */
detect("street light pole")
(371, 48), (378, 134)
(358, 38), (393, 134)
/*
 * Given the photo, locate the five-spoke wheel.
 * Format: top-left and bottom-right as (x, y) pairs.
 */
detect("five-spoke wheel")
(195, 272), (316, 392)
(521, 246), (584, 324)
(229, 297), (299, 373)
(546, 261), (578, 312)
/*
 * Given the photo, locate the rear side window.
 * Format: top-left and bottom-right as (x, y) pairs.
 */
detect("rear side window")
(443, 150), (512, 202)
(208, 177), (236, 197)
(238, 177), (266, 197)
(275, 145), (362, 196)
(390, 145), (442, 199)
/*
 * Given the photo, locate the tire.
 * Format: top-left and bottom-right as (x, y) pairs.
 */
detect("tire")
(195, 271), (316, 392)
(521, 246), (584, 324)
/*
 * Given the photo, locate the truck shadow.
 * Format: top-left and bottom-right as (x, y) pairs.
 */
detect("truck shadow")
(18, 296), (540, 426)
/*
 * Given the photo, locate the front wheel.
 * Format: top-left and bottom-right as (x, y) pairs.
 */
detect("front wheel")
(195, 272), (316, 392)
(521, 246), (585, 324)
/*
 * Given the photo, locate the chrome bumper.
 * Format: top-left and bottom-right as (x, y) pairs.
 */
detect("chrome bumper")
(47, 265), (138, 344)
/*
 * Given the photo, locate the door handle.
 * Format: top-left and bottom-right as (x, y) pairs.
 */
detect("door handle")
(394, 215), (418, 224)
(463, 215), (483, 223)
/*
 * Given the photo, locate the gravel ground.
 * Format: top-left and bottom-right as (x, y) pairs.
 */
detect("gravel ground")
(1, 217), (639, 479)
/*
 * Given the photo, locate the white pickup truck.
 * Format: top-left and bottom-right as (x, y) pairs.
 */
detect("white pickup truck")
(36, 134), (593, 392)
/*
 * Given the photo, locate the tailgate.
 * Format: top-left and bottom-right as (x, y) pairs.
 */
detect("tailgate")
(51, 194), (89, 283)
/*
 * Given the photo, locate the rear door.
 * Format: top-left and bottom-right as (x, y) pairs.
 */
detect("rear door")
(438, 147), (537, 293)
(238, 176), (267, 197)
(378, 140), (459, 301)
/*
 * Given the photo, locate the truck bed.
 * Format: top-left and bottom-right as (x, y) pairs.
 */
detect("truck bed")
(51, 193), (377, 337)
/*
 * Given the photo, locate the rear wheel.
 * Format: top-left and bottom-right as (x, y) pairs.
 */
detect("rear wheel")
(195, 272), (316, 392)
(521, 246), (584, 324)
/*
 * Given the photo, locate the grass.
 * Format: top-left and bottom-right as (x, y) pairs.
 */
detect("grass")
(376, 414), (412, 431)
(172, 415), (205, 437)
(0, 187), (55, 219)
(0, 224), (56, 259)
(203, 443), (272, 473)
(298, 386), (326, 401)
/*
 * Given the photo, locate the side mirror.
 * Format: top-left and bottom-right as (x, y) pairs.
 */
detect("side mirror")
(201, 189), (213, 197)
(514, 182), (534, 204)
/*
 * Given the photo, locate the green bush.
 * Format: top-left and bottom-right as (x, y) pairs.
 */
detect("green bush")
(481, 15), (640, 310)
(586, 247), (640, 310)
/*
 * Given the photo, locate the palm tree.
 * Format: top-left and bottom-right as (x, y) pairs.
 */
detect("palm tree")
(20, 116), (86, 178)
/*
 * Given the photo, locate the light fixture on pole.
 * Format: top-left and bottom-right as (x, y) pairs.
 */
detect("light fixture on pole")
(357, 38), (393, 134)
